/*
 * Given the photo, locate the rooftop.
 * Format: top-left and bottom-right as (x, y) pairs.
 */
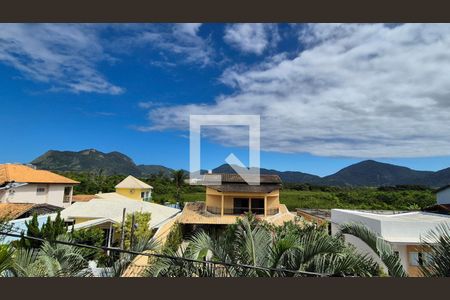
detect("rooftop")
(204, 173), (282, 184)
(115, 175), (153, 189)
(178, 201), (296, 226)
(72, 194), (98, 202)
(203, 173), (282, 193)
(0, 203), (34, 220)
(60, 193), (180, 228)
(0, 164), (79, 185)
(333, 209), (450, 222)
(0, 203), (62, 220)
(332, 209), (450, 244)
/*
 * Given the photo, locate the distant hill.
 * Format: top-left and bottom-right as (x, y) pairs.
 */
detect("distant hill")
(137, 164), (174, 177)
(32, 149), (143, 176)
(421, 167), (450, 187)
(30, 149), (450, 187)
(322, 160), (433, 186)
(212, 164), (322, 183)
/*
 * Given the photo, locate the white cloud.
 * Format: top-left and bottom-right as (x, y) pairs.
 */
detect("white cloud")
(224, 24), (279, 55)
(133, 23), (213, 66)
(0, 24), (123, 94)
(143, 23), (450, 158)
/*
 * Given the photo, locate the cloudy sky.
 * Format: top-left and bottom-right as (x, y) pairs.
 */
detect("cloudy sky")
(2, 23), (450, 176)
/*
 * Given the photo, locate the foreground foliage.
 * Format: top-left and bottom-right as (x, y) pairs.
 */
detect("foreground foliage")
(419, 223), (450, 277)
(146, 215), (381, 277)
(339, 223), (408, 277)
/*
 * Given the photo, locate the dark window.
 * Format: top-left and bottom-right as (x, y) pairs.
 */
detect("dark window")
(251, 198), (265, 215)
(233, 198), (250, 214)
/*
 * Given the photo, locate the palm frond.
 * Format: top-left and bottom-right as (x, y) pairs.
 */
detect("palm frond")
(340, 223), (407, 277)
(419, 223), (450, 277)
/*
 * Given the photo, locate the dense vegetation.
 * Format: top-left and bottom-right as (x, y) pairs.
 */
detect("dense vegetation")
(61, 171), (436, 210)
(279, 184), (435, 210)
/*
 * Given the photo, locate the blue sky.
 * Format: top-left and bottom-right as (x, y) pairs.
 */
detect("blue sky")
(2, 23), (450, 177)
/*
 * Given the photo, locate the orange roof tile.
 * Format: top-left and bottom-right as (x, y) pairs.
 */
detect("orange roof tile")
(0, 164), (79, 185)
(72, 194), (98, 202)
(0, 203), (35, 220)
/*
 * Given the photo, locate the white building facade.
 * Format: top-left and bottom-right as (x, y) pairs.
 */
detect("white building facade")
(331, 209), (450, 276)
(0, 164), (78, 208)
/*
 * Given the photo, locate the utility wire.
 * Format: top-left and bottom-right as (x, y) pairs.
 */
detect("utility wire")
(0, 231), (328, 277)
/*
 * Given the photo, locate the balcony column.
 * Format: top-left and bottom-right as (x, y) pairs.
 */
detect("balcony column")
(264, 196), (267, 217)
(249, 198), (252, 213)
(221, 194), (224, 217)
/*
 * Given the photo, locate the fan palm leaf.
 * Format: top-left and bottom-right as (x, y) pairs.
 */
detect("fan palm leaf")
(339, 223), (407, 277)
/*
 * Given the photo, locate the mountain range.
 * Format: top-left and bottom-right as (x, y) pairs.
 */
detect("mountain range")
(30, 149), (450, 187)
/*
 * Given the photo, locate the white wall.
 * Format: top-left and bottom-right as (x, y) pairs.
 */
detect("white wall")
(331, 209), (450, 275)
(0, 183), (73, 208)
(331, 209), (382, 235)
(331, 210), (387, 273)
(436, 188), (450, 205)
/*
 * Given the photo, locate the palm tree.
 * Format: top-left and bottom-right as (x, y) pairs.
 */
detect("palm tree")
(146, 215), (380, 277)
(419, 223), (450, 277)
(8, 234), (91, 277)
(172, 170), (186, 209)
(339, 223), (408, 277)
(0, 245), (13, 276)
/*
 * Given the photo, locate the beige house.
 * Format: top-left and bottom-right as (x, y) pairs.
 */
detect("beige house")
(178, 174), (297, 226)
(0, 164), (78, 208)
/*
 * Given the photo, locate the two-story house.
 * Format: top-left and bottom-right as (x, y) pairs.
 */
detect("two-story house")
(178, 173), (297, 226)
(0, 164), (79, 208)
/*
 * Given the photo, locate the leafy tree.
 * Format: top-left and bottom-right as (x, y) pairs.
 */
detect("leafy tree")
(41, 212), (67, 243)
(114, 212), (152, 250)
(71, 228), (105, 261)
(163, 222), (183, 252)
(16, 212), (67, 249)
(172, 170), (187, 209)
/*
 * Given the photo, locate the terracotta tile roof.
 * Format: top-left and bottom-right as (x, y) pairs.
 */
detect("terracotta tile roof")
(0, 203), (34, 220)
(72, 194), (98, 202)
(0, 164), (78, 185)
(0, 203), (62, 220)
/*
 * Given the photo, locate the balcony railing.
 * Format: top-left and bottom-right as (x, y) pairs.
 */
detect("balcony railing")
(63, 195), (71, 203)
(206, 206), (279, 216)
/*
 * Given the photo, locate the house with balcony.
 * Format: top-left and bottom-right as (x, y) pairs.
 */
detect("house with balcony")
(178, 173), (297, 226)
(0, 164), (78, 208)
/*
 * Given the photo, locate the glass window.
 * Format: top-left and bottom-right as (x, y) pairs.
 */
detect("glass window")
(36, 186), (46, 194)
(409, 252), (419, 266)
(409, 251), (428, 266)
